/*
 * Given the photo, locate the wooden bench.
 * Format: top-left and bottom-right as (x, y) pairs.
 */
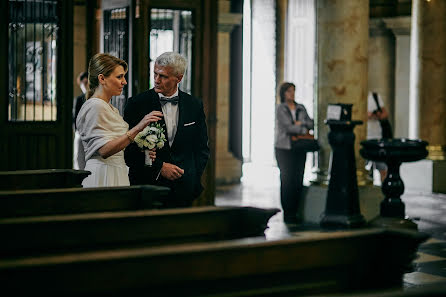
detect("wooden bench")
(0, 185), (170, 218)
(0, 206), (279, 256)
(0, 169), (90, 190)
(0, 228), (428, 297)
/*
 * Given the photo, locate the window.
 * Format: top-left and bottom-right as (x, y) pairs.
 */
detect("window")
(8, 0), (58, 121)
(150, 8), (193, 94)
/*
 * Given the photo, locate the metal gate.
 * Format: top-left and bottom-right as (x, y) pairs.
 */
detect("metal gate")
(0, 0), (73, 170)
(103, 6), (129, 115)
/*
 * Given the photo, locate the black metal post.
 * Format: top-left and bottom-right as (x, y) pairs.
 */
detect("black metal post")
(380, 159), (405, 218)
(320, 120), (366, 229)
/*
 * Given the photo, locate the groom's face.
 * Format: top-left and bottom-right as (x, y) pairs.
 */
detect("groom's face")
(153, 64), (183, 97)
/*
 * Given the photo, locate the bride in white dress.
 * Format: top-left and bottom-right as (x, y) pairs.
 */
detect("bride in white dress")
(76, 53), (162, 187)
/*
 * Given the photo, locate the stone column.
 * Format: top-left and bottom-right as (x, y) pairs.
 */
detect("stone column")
(315, 0), (370, 186)
(215, 1), (243, 185)
(401, 0), (446, 194)
(383, 17), (411, 138)
(410, 0), (446, 159)
(368, 19), (395, 131)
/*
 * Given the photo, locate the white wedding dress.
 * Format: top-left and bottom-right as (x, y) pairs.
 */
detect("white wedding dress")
(76, 98), (130, 187)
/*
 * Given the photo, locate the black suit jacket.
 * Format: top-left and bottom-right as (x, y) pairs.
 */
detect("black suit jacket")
(124, 88), (209, 207)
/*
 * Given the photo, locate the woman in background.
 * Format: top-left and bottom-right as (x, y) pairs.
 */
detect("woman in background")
(76, 53), (162, 187)
(274, 82), (314, 224)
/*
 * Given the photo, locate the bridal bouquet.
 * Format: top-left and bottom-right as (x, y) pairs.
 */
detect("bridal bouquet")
(134, 122), (167, 166)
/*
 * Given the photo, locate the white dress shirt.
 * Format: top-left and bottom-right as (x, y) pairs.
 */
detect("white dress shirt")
(158, 89), (179, 147)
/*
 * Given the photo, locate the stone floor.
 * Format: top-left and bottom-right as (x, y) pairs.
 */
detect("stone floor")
(215, 163), (446, 291)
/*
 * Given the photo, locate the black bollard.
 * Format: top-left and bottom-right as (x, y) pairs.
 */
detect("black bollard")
(320, 104), (366, 229)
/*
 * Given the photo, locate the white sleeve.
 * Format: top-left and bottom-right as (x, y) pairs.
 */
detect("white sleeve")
(76, 100), (113, 161)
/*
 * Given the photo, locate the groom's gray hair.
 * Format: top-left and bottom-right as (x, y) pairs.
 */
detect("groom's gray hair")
(155, 52), (187, 76)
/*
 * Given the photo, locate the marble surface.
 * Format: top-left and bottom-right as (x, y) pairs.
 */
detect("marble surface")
(216, 162), (446, 290)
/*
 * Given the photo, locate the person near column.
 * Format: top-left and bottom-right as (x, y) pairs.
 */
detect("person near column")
(367, 91), (389, 182)
(275, 82), (314, 224)
(76, 53), (162, 187)
(73, 71), (88, 169)
(124, 52), (209, 207)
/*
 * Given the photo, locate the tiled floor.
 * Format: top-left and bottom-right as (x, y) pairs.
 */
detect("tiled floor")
(215, 163), (446, 290)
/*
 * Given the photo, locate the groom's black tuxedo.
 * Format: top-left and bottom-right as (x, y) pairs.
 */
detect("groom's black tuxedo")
(124, 88), (209, 207)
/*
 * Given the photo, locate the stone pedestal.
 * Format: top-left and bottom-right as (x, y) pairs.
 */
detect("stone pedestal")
(360, 138), (429, 230)
(401, 160), (446, 194)
(215, 1), (243, 185)
(301, 185), (382, 224)
(320, 120), (366, 229)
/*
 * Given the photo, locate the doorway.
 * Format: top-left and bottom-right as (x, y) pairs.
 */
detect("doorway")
(242, 0), (316, 184)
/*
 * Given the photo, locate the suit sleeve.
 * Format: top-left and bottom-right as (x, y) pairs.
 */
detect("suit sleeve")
(124, 98), (143, 168)
(194, 100), (210, 183)
(124, 96), (162, 184)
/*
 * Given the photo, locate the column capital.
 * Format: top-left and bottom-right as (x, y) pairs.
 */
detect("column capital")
(369, 19), (393, 37)
(382, 16), (411, 36)
(218, 13), (242, 33)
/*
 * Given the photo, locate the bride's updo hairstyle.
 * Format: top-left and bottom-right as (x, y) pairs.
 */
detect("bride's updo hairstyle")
(86, 53), (128, 99)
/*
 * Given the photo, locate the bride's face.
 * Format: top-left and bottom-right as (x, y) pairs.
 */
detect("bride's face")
(102, 65), (127, 96)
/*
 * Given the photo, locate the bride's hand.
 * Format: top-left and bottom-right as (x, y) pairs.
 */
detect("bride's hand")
(136, 111), (163, 131)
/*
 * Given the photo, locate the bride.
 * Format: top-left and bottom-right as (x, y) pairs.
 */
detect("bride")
(76, 53), (162, 187)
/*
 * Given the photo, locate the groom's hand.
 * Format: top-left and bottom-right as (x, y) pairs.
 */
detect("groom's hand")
(160, 162), (184, 181)
(149, 148), (156, 162)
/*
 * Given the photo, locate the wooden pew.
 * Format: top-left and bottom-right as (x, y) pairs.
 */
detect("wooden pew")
(0, 169), (90, 190)
(0, 206), (279, 256)
(0, 228), (428, 297)
(0, 185), (170, 218)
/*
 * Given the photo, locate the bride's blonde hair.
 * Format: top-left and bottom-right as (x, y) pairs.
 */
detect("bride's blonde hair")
(86, 53), (128, 99)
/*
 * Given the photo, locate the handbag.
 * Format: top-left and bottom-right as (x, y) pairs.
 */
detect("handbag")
(291, 134), (320, 152)
(288, 107), (320, 153)
(372, 92), (393, 139)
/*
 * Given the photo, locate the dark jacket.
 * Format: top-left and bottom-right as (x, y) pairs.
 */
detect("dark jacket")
(124, 88), (209, 207)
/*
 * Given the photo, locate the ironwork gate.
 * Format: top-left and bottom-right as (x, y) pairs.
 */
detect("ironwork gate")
(8, 0), (58, 122)
(103, 7), (129, 115)
(0, 0), (73, 170)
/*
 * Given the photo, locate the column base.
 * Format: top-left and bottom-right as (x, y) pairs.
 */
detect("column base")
(320, 214), (366, 229)
(301, 185), (382, 224)
(400, 159), (446, 194)
(369, 216), (418, 230)
(311, 169), (330, 186)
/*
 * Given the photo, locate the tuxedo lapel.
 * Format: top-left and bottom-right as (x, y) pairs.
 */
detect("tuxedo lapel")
(171, 91), (185, 150)
(149, 90), (172, 150)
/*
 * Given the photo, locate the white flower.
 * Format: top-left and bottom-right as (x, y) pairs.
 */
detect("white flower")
(146, 134), (157, 143)
(134, 122), (166, 152)
(135, 137), (144, 149)
(141, 126), (150, 134)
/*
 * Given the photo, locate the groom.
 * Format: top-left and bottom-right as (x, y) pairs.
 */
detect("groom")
(124, 52), (209, 207)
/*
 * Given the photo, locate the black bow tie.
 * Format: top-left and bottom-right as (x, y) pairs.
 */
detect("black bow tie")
(159, 96), (179, 106)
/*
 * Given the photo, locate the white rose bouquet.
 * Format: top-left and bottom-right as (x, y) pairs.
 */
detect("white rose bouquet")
(134, 122), (167, 166)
